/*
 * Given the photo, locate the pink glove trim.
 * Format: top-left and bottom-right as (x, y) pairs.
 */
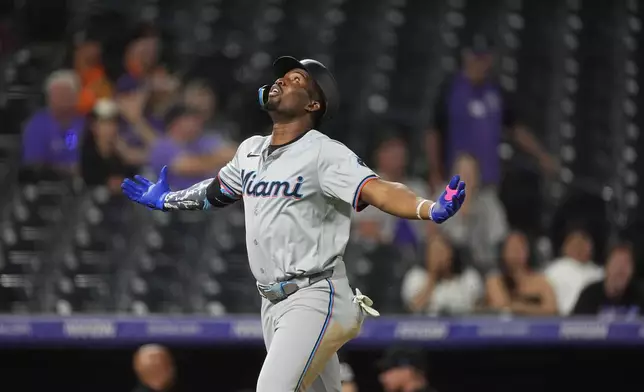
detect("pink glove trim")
(444, 185), (458, 201)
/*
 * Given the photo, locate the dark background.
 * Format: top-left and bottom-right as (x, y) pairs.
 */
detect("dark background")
(2, 345), (643, 392)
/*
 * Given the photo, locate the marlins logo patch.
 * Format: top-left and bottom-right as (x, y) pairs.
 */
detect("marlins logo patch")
(356, 156), (368, 168)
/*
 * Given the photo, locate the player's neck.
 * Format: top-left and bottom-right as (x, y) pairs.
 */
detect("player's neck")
(271, 120), (312, 145)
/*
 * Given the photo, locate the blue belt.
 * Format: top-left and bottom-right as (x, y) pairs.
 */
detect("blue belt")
(257, 269), (334, 303)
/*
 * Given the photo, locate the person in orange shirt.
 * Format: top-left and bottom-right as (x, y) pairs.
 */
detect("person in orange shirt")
(74, 40), (113, 114)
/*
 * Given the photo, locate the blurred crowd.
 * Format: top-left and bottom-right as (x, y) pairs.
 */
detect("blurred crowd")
(21, 26), (237, 195)
(357, 133), (643, 318)
(14, 18), (644, 319)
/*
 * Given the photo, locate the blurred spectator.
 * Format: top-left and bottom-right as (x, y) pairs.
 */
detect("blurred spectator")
(114, 25), (180, 147)
(573, 242), (644, 316)
(485, 231), (557, 315)
(80, 99), (139, 193)
(117, 26), (161, 93)
(378, 347), (437, 392)
(146, 72), (181, 130)
(402, 235), (482, 315)
(544, 228), (603, 315)
(116, 70), (180, 146)
(74, 39), (113, 114)
(150, 105), (236, 190)
(116, 89), (162, 147)
(132, 344), (176, 392)
(432, 153), (508, 273)
(183, 80), (231, 135)
(22, 69), (84, 172)
(340, 361), (359, 392)
(426, 34), (557, 190)
(353, 135), (430, 249)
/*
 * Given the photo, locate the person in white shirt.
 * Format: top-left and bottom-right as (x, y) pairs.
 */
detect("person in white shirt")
(429, 153), (508, 274)
(544, 228), (604, 315)
(402, 234), (483, 315)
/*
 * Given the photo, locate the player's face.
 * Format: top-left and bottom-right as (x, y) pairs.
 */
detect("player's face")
(265, 69), (321, 117)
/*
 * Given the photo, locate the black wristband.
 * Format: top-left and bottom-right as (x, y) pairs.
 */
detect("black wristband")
(206, 176), (238, 207)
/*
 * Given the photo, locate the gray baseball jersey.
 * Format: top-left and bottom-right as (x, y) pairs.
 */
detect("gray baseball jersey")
(218, 129), (377, 284)
(160, 129), (379, 391)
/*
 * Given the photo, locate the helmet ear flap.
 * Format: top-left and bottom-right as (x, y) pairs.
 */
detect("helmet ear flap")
(258, 85), (270, 110)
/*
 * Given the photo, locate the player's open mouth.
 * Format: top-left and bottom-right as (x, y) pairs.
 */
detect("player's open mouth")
(269, 84), (281, 97)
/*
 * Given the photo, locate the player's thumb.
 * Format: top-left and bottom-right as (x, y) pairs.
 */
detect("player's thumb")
(159, 165), (169, 183)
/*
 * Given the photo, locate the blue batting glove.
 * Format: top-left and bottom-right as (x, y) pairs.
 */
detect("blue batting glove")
(121, 166), (170, 211)
(430, 175), (466, 224)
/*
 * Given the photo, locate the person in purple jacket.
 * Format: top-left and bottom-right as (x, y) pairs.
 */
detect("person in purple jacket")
(149, 105), (236, 190)
(426, 34), (558, 191)
(22, 70), (85, 173)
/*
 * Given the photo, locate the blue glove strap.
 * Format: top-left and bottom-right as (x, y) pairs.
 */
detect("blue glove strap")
(155, 192), (169, 211)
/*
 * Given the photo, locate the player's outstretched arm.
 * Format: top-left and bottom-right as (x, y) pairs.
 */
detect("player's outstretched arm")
(360, 175), (466, 223)
(121, 165), (239, 211)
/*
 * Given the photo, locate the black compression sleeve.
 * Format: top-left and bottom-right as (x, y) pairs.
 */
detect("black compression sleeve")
(206, 176), (239, 207)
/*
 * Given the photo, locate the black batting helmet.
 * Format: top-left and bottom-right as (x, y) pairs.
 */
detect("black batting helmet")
(258, 56), (340, 123)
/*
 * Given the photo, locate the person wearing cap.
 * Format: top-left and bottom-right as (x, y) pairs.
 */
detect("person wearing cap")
(80, 99), (141, 193)
(378, 347), (437, 392)
(122, 56), (466, 392)
(148, 104), (236, 190)
(426, 34), (558, 193)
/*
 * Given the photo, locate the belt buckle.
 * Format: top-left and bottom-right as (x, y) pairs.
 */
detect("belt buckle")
(259, 281), (299, 302)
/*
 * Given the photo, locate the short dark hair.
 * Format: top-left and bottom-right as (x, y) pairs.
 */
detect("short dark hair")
(130, 23), (159, 42)
(563, 222), (591, 237)
(607, 241), (634, 257)
(378, 346), (427, 374)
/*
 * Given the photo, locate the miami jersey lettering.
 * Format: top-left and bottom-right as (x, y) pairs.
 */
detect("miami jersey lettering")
(241, 170), (305, 199)
(217, 130), (377, 284)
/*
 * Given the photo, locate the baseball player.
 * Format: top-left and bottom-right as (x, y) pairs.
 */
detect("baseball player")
(121, 56), (466, 392)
